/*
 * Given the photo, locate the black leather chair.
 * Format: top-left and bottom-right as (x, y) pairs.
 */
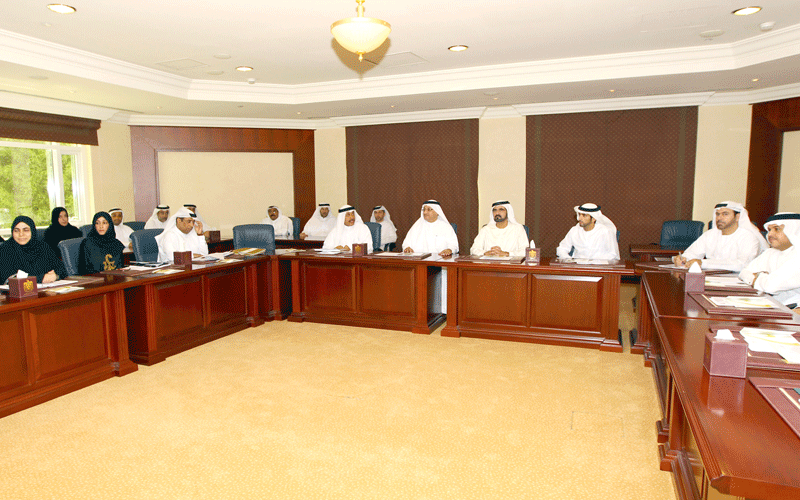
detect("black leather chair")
(289, 217), (301, 239)
(124, 221), (146, 231)
(659, 220), (704, 250)
(523, 225), (529, 239)
(450, 222), (457, 234)
(233, 224), (275, 254)
(79, 224), (92, 237)
(364, 222), (381, 252)
(58, 237), (83, 276)
(130, 228), (163, 262)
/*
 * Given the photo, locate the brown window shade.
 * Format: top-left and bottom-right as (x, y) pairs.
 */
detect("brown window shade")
(346, 119), (479, 251)
(525, 107), (698, 258)
(0, 107), (101, 145)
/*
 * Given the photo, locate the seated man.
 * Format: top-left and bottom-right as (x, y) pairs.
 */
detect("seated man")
(260, 206), (292, 236)
(470, 200), (530, 257)
(403, 200), (459, 314)
(672, 201), (765, 271)
(155, 207), (209, 262)
(144, 205), (170, 229)
(556, 203), (619, 260)
(322, 205), (373, 253)
(108, 208), (133, 249)
(739, 212), (800, 306)
(371, 205), (397, 249)
(300, 203), (335, 239)
(402, 200), (458, 257)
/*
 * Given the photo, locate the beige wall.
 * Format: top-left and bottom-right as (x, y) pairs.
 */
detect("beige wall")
(780, 131), (800, 213)
(313, 127), (348, 211)
(87, 106), (763, 234)
(478, 117), (527, 227)
(90, 122), (134, 220)
(692, 105), (752, 223)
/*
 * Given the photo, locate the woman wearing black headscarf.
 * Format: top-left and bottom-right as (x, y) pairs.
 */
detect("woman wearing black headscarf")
(78, 212), (124, 274)
(0, 216), (67, 284)
(42, 207), (83, 255)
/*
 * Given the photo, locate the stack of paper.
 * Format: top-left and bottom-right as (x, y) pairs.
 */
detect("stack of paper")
(740, 327), (800, 364)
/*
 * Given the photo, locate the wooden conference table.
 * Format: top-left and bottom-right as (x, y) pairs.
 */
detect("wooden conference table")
(639, 270), (800, 500)
(286, 251), (634, 351)
(0, 254), (290, 418)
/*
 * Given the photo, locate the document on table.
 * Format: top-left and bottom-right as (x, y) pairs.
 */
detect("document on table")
(740, 327), (800, 363)
(708, 296), (779, 309)
(0, 279), (78, 290)
(479, 255), (515, 261)
(705, 276), (750, 287)
(314, 249), (341, 255)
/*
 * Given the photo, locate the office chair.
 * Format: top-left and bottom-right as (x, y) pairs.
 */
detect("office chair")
(124, 221), (146, 231)
(289, 217), (301, 239)
(79, 224), (92, 237)
(364, 222), (381, 252)
(450, 222), (457, 234)
(58, 237), (83, 276)
(659, 220), (704, 250)
(130, 228), (163, 262)
(384, 242), (397, 251)
(233, 224), (276, 254)
(523, 225), (529, 239)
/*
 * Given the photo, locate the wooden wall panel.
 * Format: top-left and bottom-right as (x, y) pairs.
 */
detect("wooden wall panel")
(130, 127), (315, 223)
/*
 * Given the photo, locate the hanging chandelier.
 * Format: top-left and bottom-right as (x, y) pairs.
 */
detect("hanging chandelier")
(331, 0), (391, 62)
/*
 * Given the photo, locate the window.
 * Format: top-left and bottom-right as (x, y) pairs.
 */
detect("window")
(0, 138), (89, 231)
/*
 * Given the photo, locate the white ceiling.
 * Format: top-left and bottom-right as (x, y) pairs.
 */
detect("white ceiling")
(1, 0), (799, 126)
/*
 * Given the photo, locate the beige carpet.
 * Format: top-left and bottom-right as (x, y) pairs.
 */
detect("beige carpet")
(0, 288), (674, 499)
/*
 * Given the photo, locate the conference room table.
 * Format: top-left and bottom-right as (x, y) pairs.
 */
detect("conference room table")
(639, 269), (800, 500)
(285, 251), (634, 351)
(629, 244), (682, 262)
(440, 256), (634, 352)
(0, 254), (290, 417)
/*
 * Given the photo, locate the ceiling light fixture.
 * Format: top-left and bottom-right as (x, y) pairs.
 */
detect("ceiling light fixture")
(236, 66), (253, 72)
(732, 6), (761, 16)
(331, 0), (391, 62)
(47, 4), (76, 14)
(448, 45), (468, 52)
(752, 78), (759, 82)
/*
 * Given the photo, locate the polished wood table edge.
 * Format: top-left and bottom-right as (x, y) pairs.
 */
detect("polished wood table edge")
(443, 325), (622, 351)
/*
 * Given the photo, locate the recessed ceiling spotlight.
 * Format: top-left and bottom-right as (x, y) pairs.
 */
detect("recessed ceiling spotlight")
(390, 105), (395, 108)
(492, 97), (498, 100)
(236, 66), (253, 72)
(700, 29), (724, 39)
(207, 70), (224, 76)
(47, 4), (76, 14)
(296, 112), (302, 115)
(609, 89), (615, 93)
(752, 78), (759, 82)
(213, 53), (232, 60)
(448, 45), (468, 52)
(156, 106), (162, 109)
(732, 6), (761, 16)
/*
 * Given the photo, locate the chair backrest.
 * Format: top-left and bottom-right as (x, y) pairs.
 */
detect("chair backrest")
(79, 224), (92, 237)
(58, 237), (83, 276)
(124, 221), (146, 231)
(131, 228), (163, 262)
(289, 217), (301, 239)
(659, 220), (704, 250)
(523, 225), (529, 239)
(364, 222), (381, 251)
(450, 222), (457, 234)
(233, 224), (275, 254)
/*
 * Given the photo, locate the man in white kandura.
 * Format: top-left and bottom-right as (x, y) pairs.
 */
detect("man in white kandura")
(183, 204), (208, 233)
(739, 213), (800, 307)
(672, 201), (766, 272)
(322, 205), (373, 253)
(403, 200), (459, 313)
(144, 205), (170, 230)
(109, 208), (134, 249)
(470, 200), (530, 257)
(156, 207), (209, 262)
(300, 203), (336, 240)
(261, 206), (292, 236)
(556, 203), (620, 260)
(371, 205), (397, 250)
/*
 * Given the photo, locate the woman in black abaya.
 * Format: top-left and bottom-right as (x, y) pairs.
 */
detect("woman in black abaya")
(0, 216), (67, 284)
(78, 212), (124, 274)
(42, 207), (83, 255)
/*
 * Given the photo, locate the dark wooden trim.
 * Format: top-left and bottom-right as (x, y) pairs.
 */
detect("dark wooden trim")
(129, 126), (315, 222)
(747, 97), (800, 226)
(0, 107), (100, 145)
